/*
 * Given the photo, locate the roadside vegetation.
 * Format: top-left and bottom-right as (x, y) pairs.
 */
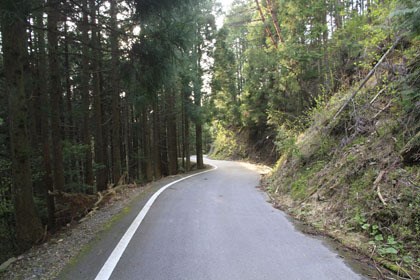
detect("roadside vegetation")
(0, 0), (215, 265)
(1, 0), (419, 277)
(264, 47), (420, 277)
(210, 0), (419, 277)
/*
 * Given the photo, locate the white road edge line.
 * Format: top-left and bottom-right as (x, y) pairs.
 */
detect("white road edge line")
(94, 163), (218, 280)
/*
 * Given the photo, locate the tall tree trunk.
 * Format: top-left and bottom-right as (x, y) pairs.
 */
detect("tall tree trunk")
(90, 0), (107, 191)
(193, 40), (204, 169)
(152, 100), (162, 179)
(195, 122), (204, 169)
(63, 20), (73, 141)
(1, 7), (44, 248)
(110, 0), (122, 183)
(27, 25), (39, 147)
(63, 18), (82, 186)
(366, 0), (372, 23)
(335, 0), (343, 29)
(193, 80), (204, 169)
(184, 114), (191, 171)
(166, 89), (178, 175)
(81, 0), (94, 186)
(123, 97), (130, 179)
(142, 107), (154, 181)
(47, 0), (66, 192)
(132, 108), (140, 179)
(182, 84), (191, 171)
(322, 0), (331, 91)
(34, 8), (55, 229)
(180, 94), (185, 170)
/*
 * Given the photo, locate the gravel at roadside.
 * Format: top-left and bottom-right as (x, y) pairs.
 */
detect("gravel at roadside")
(0, 185), (148, 280)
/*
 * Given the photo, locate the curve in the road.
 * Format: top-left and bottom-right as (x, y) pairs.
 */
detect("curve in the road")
(95, 164), (218, 280)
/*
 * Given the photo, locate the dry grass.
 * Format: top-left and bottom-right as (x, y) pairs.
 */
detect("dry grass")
(263, 56), (420, 277)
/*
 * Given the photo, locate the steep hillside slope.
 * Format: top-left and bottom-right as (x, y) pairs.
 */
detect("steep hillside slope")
(263, 37), (420, 277)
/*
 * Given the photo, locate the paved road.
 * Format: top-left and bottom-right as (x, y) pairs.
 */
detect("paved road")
(63, 159), (364, 280)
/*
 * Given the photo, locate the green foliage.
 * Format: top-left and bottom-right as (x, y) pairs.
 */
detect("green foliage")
(211, 28), (242, 126)
(211, 0), (420, 274)
(266, 26), (419, 272)
(210, 122), (246, 159)
(397, 40), (420, 125)
(0, 0), (32, 18)
(392, 0), (420, 36)
(135, 0), (201, 20)
(348, 168), (376, 204)
(62, 140), (92, 191)
(273, 125), (299, 158)
(353, 207), (410, 262)
(290, 161), (324, 200)
(0, 158), (16, 263)
(211, 0), (408, 165)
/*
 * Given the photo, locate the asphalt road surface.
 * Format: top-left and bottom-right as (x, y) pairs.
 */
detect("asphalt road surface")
(62, 159), (364, 280)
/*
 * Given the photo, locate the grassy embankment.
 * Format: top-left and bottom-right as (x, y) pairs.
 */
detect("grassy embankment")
(262, 38), (419, 278)
(210, 35), (419, 277)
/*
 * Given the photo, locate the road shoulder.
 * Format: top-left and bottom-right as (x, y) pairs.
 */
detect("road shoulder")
(0, 168), (211, 280)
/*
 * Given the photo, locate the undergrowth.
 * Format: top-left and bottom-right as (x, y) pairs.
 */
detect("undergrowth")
(209, 122), (278, 164)
(264, 35), (420, 277)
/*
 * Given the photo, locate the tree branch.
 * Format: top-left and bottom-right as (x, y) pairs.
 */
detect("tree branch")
(333, 37), (401, 120)
(254, 0), (277, 48)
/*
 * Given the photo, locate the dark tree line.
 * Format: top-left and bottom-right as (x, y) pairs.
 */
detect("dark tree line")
(0, 0), (216, 260)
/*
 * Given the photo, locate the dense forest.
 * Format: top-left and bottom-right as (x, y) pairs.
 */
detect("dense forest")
(0, 0), (216, 262)
(1, 0), (419, 276)
(210, 0), (419, 163)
